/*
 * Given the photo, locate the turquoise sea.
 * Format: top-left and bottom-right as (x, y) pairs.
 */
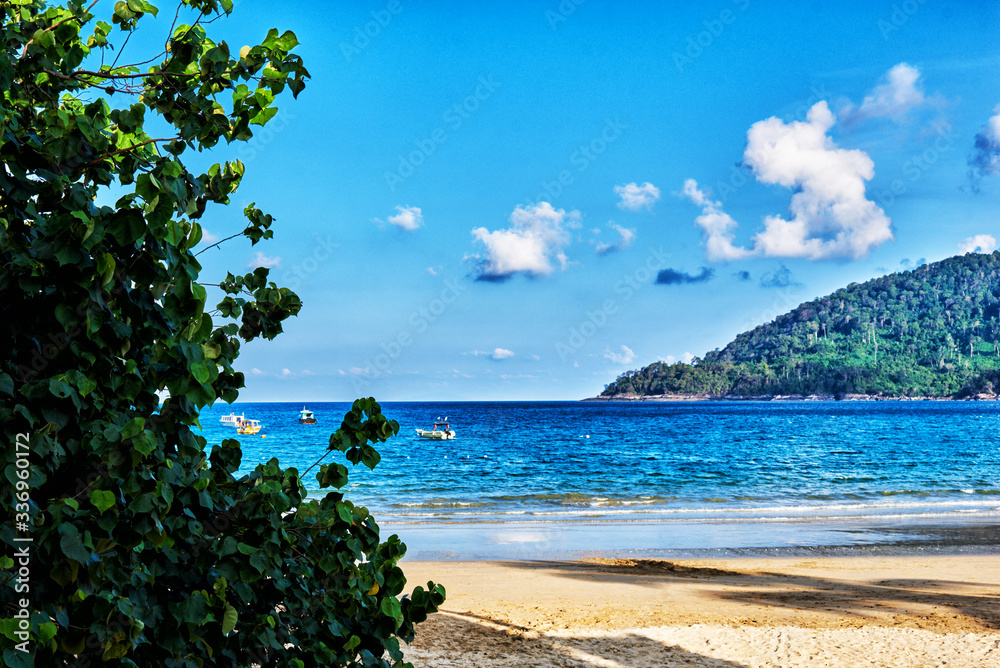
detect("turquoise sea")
(198, 401), (1000, 559)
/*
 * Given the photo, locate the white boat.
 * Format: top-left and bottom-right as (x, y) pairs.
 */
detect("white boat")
(415, 417), (455, 440)
(220, 413), (244, 427)
(299, 407), (317, 424)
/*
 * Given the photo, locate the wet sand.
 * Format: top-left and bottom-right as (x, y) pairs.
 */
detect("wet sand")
(402, 555), (1000, 667)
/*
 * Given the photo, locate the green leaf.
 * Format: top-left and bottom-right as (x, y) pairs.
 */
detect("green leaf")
(75, 375), (98, 397)
(126, 0), (158, 16)
(39, 621), (58, 645)
(171, 594), (209, 624)
(380, 596), (402, 624)
(120, 417), (144, 439)
(317, 463), (348, 489)
(261, 27), (291, 51)
(133, 431), (156, 456)
(191, 362), (210, 384)
(3, 649), (32, 668)
(90, 489), (115, 514)
(360, 445), (381, 470)
(49, 379), (73, 399)
(58, 524), (92, 564)
(222, 604), (238, 635)
(274, 30), (299, 51)
(250, 106), (278, 127)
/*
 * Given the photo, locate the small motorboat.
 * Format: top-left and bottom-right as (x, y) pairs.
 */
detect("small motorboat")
(220, 413), (244, 427)
(237, 418), (262, 435)
(299, 407), (317, 424)
(415, 417), (455, 440)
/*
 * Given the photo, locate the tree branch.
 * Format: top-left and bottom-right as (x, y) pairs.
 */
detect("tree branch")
(80, 136), (178, 168)
(195, 232), (243, 256)
(20, 0), (102, 58)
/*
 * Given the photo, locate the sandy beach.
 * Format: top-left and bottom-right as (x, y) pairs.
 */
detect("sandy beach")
(402, 556), (1000, 667)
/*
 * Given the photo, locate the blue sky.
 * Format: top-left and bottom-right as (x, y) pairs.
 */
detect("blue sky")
(165, 0), (1000, 400)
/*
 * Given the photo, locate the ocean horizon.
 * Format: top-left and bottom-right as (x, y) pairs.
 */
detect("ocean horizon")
(197, 401), (1000, 559)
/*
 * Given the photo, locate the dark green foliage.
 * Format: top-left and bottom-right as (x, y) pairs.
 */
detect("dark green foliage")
(1, 1), (442, 665)
(603, 253), (1000, 398)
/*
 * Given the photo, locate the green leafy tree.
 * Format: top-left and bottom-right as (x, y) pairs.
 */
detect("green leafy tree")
(1, 1), (442, 666)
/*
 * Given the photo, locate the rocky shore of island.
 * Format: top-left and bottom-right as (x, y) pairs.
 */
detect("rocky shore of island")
(584, 392), (1000, 402)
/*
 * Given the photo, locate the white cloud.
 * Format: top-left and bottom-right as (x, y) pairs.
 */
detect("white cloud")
(251, 368), (263, 375)
(595, 223), (636, 255)
(348, 366), (371, 376)
(281, 368), (292, 377)
(375, 205), (423, 231)
(969, 104), (1000, 188)
(845, 63), (928, 123)
(470, 202), (579, 280)
(426, 266), (439, 276)
(248, 251), (281, 269)
(958, 234), (997, 254)
(680, 352), (695, 364)
(614, 182), (660, 211)
(198, 228), (220, 245)
(988, 106), (1000, 144)
(658, 355), (676, 364)
(683, 101), (892, 261)
(682, 180), (753, 261)
(746, 102), (892, 259)
(491, 348), (515, 360)
(603, 345), (635, 365)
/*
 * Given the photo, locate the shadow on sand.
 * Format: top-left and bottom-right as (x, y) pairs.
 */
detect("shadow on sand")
(496, 558), (1000, 630)
(408, 610), (750, 668)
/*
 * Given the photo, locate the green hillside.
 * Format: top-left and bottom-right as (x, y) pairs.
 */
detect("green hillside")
(601, 252), (1000, 399)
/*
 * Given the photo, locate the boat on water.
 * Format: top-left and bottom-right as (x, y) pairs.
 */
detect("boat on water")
(219, 413), (244, 427)
(299, 407), (317, 424)
(415, 418), (455, 440)
(237, 418), (262, 435)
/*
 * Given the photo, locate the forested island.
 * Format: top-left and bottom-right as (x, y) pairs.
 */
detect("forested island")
(597, 253), (1000, 400)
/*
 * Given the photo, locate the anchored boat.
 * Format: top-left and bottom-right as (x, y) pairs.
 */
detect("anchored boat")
(219, 412), (244, 427)
(299, 407), (317, 424)
(236, 418), (262, 435)
(415, 417), (455, 440)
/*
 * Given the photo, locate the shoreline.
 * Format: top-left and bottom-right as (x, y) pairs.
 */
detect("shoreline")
(403, 554), (1000, 667)
(584, 392), (1000, 402)
(385, 517), (1000, 562)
